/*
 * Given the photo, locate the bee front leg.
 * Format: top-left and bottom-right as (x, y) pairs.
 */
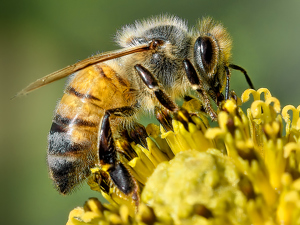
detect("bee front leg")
(98, 110), (140, 209)
(183, 59), (218, 120)
(134, 64), (178, 112)
(154, 106), (173, 131)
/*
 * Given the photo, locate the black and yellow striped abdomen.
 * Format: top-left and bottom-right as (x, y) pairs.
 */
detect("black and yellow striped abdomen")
(47, 63), (136, 194)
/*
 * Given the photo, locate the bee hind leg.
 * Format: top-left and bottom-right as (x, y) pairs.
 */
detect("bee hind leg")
(98, 110), (140, 209)
(183, 59), (218, 120)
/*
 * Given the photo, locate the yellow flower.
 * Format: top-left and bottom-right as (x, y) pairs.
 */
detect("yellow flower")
(67, 88), (300, 225)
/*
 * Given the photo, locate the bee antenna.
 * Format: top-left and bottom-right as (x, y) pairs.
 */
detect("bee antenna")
(229, 64), (255, 90)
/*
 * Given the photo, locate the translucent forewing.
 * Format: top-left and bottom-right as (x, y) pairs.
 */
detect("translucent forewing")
(15, 43), (150, 97)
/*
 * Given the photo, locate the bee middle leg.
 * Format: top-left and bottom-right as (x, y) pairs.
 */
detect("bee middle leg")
(106, 106), (148, 148)
(183, 59), (217, 120)
(98, 108), (140, 208)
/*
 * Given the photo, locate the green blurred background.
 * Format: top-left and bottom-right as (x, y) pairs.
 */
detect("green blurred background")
(2, 1), (300, 224)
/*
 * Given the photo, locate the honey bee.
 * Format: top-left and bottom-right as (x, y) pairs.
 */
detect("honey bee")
(17, 15), (254, 210)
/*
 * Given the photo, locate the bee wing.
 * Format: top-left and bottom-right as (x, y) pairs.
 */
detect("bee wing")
(15, 43), (150, 98)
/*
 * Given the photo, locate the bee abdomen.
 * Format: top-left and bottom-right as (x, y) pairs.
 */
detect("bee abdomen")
(47, 154), (90, 194)
(49, 114), (95, 154)
(48, 113), (97, 194)
(66, 86), (101, 101)
(47, 63), (136, 194)
(51, 114), (98, 131)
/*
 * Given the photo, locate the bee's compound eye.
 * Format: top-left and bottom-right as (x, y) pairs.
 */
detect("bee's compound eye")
(200, 37), (213, 65)
(194, 36), (217, 75)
